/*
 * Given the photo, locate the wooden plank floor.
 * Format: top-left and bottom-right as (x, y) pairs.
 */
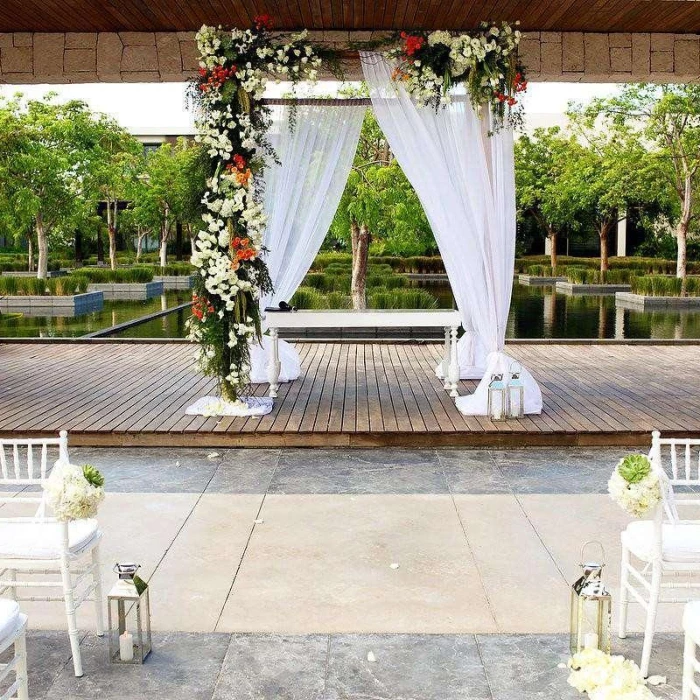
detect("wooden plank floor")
(1, 342), (699, 447)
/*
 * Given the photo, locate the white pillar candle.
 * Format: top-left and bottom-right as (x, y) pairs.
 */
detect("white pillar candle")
(119, 631), (134, 661)
(584, 632), (599, 650)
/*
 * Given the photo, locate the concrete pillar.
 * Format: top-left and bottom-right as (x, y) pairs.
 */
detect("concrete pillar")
(544, 236), (552, 257)
(617, 214), (628, 257)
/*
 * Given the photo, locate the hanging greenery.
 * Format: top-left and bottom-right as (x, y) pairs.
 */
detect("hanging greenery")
(187, 18), (326, 405)
(384, 22), (527, 129)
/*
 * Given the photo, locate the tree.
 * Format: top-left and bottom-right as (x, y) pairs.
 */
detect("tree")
(564, 106), (660, 272)
(129, 138), (204, 268)
(515, 127), (585, 268)
(580, 84), (700, 283)
(83, 117), (142, 270)
(0, 94), (104, 279)
(329, 109), (434, 308)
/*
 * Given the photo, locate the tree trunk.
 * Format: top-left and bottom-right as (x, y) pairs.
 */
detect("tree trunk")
(548, 229), (558, 269)
(176, 222), (183, 261)
(74, 228), (82, 263)
(187, 224), (195, 258)
(159, 205), (169, 268)
(107, 199), (117, 271)
(351, 220), (370, 310)
(27, 231), (34, 272)
(136, 226), (144, 261)
(36, 212), (48, 280)
(677, 174), (691, 288)
(599, 222), (611, 273)
(96, 224), (104, 264)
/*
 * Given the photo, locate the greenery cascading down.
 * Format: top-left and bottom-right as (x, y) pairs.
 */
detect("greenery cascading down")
(187, 18), (325, 403)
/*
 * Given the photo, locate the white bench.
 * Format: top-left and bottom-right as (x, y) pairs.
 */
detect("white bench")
(265, 309), (462, 398)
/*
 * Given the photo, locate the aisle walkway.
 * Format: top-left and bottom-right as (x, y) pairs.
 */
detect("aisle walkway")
(0, 446), (689, 697)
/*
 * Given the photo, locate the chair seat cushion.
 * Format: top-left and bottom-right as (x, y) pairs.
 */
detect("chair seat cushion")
(622, 520), (700, 563)
(0, 519), (99, 559)
(0, 599), (20, 645)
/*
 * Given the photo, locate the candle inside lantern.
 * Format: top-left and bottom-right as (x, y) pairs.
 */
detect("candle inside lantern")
(584, 632), (599, 650)
(119, 631), (134, 661)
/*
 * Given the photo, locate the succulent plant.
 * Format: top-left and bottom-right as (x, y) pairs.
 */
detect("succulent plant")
(617, 454), (652, 484)
(82, 464), (105, 488)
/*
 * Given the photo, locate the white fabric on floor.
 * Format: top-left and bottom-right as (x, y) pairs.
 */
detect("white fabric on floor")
(250, 102), (366, 384)
(362, 52), (541, 414)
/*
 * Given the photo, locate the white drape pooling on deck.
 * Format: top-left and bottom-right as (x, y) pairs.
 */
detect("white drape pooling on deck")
(249, 102), (366, 384)
(361, 52), (542, 415)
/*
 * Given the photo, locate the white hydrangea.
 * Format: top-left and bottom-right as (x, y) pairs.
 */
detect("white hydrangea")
(428, 30), (453, 47)
(43, 461), (105, 522)
(608, 467), (661, 517)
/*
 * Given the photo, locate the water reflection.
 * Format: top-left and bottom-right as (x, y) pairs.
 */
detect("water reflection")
(0, 291), (191, 338)
(1, 281), (698, 340)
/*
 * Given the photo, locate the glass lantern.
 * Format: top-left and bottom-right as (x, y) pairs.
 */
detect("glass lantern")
(507, 362), (525, 419)
(570, 542), (611, 657)
(487, 373), (508, 421)
(108, 563), (152, 665)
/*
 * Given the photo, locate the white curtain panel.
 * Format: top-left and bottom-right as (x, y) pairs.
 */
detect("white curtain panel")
(249, 102), (366, 384)
(362, 52), (542, 415)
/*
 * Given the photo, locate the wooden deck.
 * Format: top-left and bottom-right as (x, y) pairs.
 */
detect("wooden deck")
(1, 341), (699, 447)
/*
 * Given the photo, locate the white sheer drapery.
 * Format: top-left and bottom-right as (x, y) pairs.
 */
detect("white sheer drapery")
(362, 52), (542, 415)
(250, 102), (366, 383)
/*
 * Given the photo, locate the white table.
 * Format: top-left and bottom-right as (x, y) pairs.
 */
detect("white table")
(264, 309), (462, 398)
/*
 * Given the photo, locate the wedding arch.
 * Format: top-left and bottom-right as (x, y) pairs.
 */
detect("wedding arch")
(186, 17), (543, 418)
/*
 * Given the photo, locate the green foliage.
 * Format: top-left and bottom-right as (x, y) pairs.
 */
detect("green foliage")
(515, 127), (586, 243)
(526, 265), (564, 277)
(617, 454), (652, 484)
(73, 267), (154, 283)
(328, 110), (437, 257)
(369, 289), (438, 309)
(565, 267), (633, 285)
(147, 263), (194, 276)
(631, 275), (700, 296)
(0, 274), (88, 296)
(0, 94), (142, 277)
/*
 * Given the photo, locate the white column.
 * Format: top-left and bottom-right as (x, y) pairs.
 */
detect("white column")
(544, 236), (552, 257)
(617, 213), (628, 257)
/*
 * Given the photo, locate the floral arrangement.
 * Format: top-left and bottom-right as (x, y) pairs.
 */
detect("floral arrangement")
(187, 18), (325, 404)
(608, 454), (661, 517)
(44, 461), (105, 522)
(384, 22), (526, 129)
(568, 648), (657, 699)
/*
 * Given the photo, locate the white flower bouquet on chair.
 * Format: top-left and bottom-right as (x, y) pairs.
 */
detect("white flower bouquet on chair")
(44, 462), (105, 521)
(608, 454), (661, 518)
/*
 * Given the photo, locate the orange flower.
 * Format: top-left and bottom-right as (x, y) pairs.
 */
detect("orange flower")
(235, 168), (252, 186)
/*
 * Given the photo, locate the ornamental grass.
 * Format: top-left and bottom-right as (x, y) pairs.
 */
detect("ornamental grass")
(73, 267), (154, 283)
(631, 275), (700, 296)
(0, 275), (88, 296)
(565, 267), (633, 285)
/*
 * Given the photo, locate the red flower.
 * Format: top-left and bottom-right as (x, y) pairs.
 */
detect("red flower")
(402, 33), (425, 57)
(233, 154), (247, 171)
(254, 14), (273, 30)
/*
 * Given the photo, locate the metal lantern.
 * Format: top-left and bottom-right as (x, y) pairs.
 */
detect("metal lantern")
(507, 361), (525, 419)
(487, 373), (508, 421)
(108, 563), (152, 665)
(570, 542), (612, 656)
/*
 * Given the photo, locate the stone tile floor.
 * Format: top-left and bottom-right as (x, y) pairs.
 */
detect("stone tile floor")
(10, 632), (683, 700)
(1, 446), (691, 698)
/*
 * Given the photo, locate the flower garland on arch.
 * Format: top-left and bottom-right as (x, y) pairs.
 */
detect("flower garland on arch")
(187, 18), (324, 404)
(384, 22), (527, 130)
